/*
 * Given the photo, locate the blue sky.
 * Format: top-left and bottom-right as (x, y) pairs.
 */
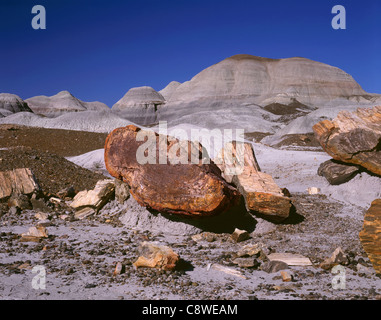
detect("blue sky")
(0, 0), (380, 107)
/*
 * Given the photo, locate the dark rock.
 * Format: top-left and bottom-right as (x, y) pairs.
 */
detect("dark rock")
(318, 159), (360, 185)
(261, 260), (289, 273)
(232, 257), (260, 268)
(30, 198), (51, 213)
(57, 186), (76, 199)
(7, 194), (32, 210)
(114, 179), (130, 204)
(8, 206), (21, 215)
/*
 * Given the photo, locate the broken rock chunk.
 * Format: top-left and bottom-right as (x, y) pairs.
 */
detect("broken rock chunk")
(214, 141), (291, 222)
(20, 225), (48, 242)
(319, 247), (349, 270)
(318, 159), (360, 185)
(0, 168), (41, 201)
(313, 106), (381, 176)
(70, 179), (115, 212)
(231, 228), (250, 243)
(267, 252), (312, 266)
(133, 241), (179, 271)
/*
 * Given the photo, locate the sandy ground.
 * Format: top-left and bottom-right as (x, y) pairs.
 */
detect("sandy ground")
(1, 126), (381, 300)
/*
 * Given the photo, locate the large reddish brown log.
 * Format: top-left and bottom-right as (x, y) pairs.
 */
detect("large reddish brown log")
(104, 125), (240, 217)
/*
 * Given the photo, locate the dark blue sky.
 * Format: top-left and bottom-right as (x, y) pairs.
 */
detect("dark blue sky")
(0, 0), (380, 107)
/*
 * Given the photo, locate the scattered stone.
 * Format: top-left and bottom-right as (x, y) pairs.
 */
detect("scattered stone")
(215, 141), (291, 221)
(318, 159), (360, 185)
(280, 270), (293, 282)
(59, 214), (70, 221)
(114, 179), (130, 204)
(8, 206), (21, 215)
(30, 198), (51, 213)
(104, 125), (240, 217)
(0, 168), (41, 201)
(267, 253), (312, 266)
(20, 225), (48, 242)
(70, 179), (115, 212)
(356, 263), (374, 275)
(319, 247), (349, 270)
(133, 242), (179, 271)
(35, 212), (50, 220)
(7, 194), (32, 210)
(191, 232), (217, 243)
(232, 257), (259, 268)
(49, 197), (62, 204)
(231, 228), (250, 243)
(261, 260), (289, 273)
(113, 262), (124, 276)
(313, 106), (381, 176)
(273, 284), (296, 292)
(237, 243), (267, 259)
(359, 199), (381, 274)
(17, 262), (32, 270)
(208, 263), (248, 279)
(307, 187), (320, 195)
(75, 207), (96, 220)
(57, 186), (76, 199)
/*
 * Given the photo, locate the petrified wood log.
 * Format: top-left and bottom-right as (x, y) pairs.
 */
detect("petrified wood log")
(104, 125), (240, 217)
(214, 142), (292, 221)
(359, 199), (381, 274)
(317, 159), (360, 185)
(0, 168), (40, 201)
(313, 106), (381, 176)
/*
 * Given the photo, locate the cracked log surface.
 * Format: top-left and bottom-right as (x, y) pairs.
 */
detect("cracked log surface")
(313, 106), (381, 176)
(359, 199), (381, 274)
(104, 125), (240, 217)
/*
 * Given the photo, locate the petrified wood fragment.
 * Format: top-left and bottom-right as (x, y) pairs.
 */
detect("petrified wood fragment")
(313, 106), (381, 176)
(214, 142), (291, 221)
(0, 168), (40, 201)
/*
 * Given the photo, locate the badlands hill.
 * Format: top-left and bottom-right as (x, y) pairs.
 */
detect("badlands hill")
(111, 86), (165, 124)
(1, 54), (380, 137)
(156, 54), (380, 135)
(0, 93), (33, 117)
(25, 90), (110, 117)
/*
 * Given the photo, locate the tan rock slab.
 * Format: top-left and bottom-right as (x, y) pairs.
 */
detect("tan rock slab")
(267, 253), (312, 266)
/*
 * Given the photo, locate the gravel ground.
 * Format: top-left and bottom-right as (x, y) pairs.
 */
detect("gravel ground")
(0, 192), (380, 300)
(0, 125), (380, 300)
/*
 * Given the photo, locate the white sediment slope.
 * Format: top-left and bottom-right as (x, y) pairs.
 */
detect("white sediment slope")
(2, 54), (380, 137)
(159, 81), (181, 101)
(112, 86), (165, 124)
(0, 110), (135, 133)
(0, 93), (33, 117)
(25, 90), (110, 117)
(155, 54), (381, 134)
